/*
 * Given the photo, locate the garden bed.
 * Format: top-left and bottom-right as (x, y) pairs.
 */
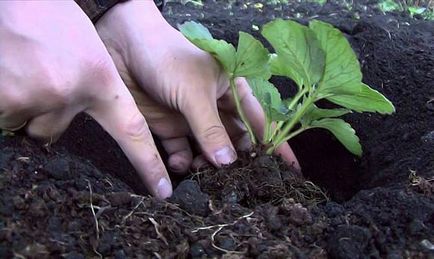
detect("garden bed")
(1, 0), (434, 258)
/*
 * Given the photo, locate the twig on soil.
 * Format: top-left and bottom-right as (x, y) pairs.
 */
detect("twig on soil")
(94, 205), (111, 219)
(86, 180), (104, 259)
(210, 225), (243, 254)
(149, 217), (169, 246)
(12, 253), (26, 259)
(191, 211), (254, 233)
(86, 180), (100, 240)
(102, 178), (113, 188)
(192, 211), (254, 254)
(122, 196), (145, 224)
(408, 170), (434, 194)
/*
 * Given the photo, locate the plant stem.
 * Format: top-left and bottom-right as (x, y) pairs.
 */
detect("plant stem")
(230, 78), (257, 145)
(277, 126), (307, 146)
(268, 87), (309, 141)
(263, 114), (271, 144)
(270, 94), (316, 150)
(269, 121), (283, 142)
(265, 126), (307, 154)
(287, 87), (308, 111)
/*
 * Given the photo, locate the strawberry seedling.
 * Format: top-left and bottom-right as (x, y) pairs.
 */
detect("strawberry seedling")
(179, 19), (395, 157)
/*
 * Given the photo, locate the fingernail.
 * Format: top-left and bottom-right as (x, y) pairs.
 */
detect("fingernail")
(156, 178), (172, 199)
(214, 146), (236, 166)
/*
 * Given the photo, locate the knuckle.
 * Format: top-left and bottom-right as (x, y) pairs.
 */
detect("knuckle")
(38, 66), (71, 105)
(121, 112), (151, 140)
(89, 57), (117, 85)
(201, 125), (227, 143)
(1, 94), (24, 115)
(144, 153), (166, 177)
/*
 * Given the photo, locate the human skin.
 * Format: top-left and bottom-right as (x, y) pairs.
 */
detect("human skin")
(0, 1), (299, 200)
(95, 0), (300, 173)
(0, 1), (172, 199)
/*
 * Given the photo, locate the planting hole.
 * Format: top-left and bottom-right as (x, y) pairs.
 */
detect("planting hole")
(271, 76), (362, 202)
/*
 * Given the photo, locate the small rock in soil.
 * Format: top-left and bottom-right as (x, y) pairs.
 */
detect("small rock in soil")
(407, 219), (428, 236)
(425, 99), (434, 111)
(327, 225), (373, 259)
(190, 242), (206, 257)
(217, 237), (236, 251)
(43, 157), (72, 180)
(222, 184), (242, 204)
(170, 180), (210, 216)
(114, 249), (127, 259)
(324, 201), (345, 218)
(252, 155), (278, 168)
(263, 206), (283, 231)
(283, 203), (312, 226)
(421, 131), (434, 144)
(97, 231), (116, 256)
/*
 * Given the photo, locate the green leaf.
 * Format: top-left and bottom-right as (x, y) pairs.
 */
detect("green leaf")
(408, 6), (426, 17)
(269, 54), (304, 89)
(179, 21), (236, 73)
(262, 19), (325, 88)
(309, 20), (361, 95)
(378, 0), (402, 12)
(234, 32), (271, 78)
(309, 20), (395, 114)
(302, 105), (351, 125)
(178, 21), (213, 40)
(327, 83), (395, 114)
(248, 78), (289, 121)
(311, 118), (362, 156)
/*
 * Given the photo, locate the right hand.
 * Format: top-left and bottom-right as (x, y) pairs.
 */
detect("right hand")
(95, 0), (300, 173)
(0, 2), (173, 199)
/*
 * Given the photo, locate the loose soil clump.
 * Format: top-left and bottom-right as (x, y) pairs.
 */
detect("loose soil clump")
(1, 0), (434, 258)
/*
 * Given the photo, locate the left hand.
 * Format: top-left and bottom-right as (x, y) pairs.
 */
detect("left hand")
(95, 0), (300, 173)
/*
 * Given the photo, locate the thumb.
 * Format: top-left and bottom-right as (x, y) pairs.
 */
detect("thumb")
(182, 92), (236, 167)
(87, 79), (172, 199)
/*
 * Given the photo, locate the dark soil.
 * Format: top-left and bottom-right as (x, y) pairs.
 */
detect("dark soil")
(1, 0), (434, 258)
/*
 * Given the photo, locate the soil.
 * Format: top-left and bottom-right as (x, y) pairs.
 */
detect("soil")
(1, 0), (434, 258)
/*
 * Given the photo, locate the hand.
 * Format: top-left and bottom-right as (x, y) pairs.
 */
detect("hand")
(0, 1), (172, 199)
(95, 0), (300, 172)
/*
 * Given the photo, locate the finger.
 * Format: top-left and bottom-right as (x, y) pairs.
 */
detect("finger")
(0, 110), (29, 131)
(0, 96), (31, 131)
(181, 91), (237, 167)
(88, 80), (172, 200)
(0, 119), (29, 131)
(219, 112), (251, 151)
(161, 136), (193, 174)
(275, 143), (300, 171)
(130, 87), (193, 174)
(221, 77), (301, 171)
(26, 109), (76, 142)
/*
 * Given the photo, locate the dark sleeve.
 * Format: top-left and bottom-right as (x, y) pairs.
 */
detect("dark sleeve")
(75, 0), (166, 23)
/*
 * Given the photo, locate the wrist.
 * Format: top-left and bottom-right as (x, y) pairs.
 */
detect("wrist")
(96, 0), (175, 62)
(75, 0), (166, 22)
